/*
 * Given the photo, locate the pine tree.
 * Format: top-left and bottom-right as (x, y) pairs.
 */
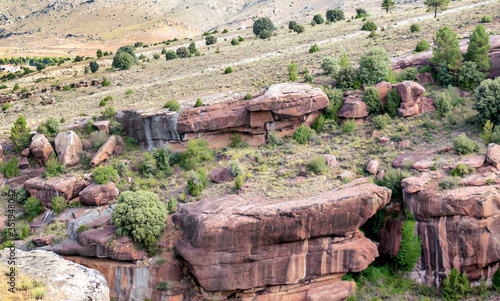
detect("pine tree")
(465, 24), (491, 73)
(424, 0), (451, 18)
(10, 116), (32, 152)
(288, 60), (298, 81)
(339, 54), (350, 68)
(381, 0), (395, 13)
(430, 26), (463, 74)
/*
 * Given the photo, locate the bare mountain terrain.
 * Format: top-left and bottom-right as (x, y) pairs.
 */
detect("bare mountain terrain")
(0, 0), (423, 57)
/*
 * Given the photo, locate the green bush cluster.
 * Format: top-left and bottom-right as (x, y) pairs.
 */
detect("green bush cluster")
(359, 48), (390, 85)
(306, 155), (327, 174)
(37, 117), (60, 136)
(51, 196), (67, 215)
(362, 21), (378, 31)
(180, 139), (213, 170)
(396, 220), (421, 271)
(374, 168), (410, 200)
(473, 78), (500, 125)
(165, 50), (177, 60)
(441, 268), (470, 301)
(458, 61), (486, 92)
(323, 87), (343, 120)
(10, 116), (32, 152)
(25, 197), (44, 218)
(111, 190), (168, 243)
(335, 66), (360, 90)
(292, 124), (313, 144)
(93, 166), (119, 184)
(187, 169), (208, 197)
(343, 120), (356, 134)
(176, 47), (189, 58)
(452, 134), (479, 155)
(311, 114), (326, 132)
(373, 114), (391, 130)
(362, 87), (382, 114)
(164, 100), (180, 111)
(15, 187), (29, 204)
(450, 163), (474, 177)
(205, 35), (217, 45)
(326, 9), (345, 22)
(415, 40), (430, 53)
(253, 17), (276, 37)
(1, 157), (20, 179)
(227, 160), (242, 177)
(434, 92), (452, 116)
(410, 23), (421, 33)
(385, 88), (401, 117)
(44, 154), (66, 178)
(321, 57), (339, 75)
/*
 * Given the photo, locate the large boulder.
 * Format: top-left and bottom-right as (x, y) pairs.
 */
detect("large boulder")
(24, 176), (88, 208)
(375, 81), (392, 104)
(55, 131), (83, 167)
(78, 182), (119, 206)
(90, 136), (116, 167)
(173, 183), (391, 293)
(209, 167), (232, 183)
(29, 133), (54, 165)
(338, 95), (369, 119)
(0, 249), (109, 301)
(486, 143), (500, 169)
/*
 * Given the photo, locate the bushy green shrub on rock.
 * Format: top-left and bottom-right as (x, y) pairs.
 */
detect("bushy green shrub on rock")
(111, 191), (168, 243)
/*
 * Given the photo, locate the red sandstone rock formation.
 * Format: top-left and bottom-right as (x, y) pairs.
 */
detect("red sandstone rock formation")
(79, 182), (119, 206)
(90, 135), (116, 167)
(29, 133), (54, 165)
(338, 93), (369, 120)
(172, 183), (391, 298)
(54, 131), (83, 167)
(24, 176), (89, 208)
(116, 83), (329, 150)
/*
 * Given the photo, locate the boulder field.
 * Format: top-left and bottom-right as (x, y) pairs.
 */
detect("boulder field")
(172, 183), (392, 299)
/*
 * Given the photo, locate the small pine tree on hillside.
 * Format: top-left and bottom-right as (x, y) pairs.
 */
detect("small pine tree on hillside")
(424, 0), (451, 18)
(10, 116), (32, 152)
(288, 60), (298, 81)
(96, 49), (103, 58)
(465, 24), (491, 73)
(430, 26), (463, 74)
(381, 0), (395, 13)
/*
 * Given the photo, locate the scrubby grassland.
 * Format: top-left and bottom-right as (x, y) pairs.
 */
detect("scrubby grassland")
(0, 266), (48, 301)
(0, 0), (498, 138)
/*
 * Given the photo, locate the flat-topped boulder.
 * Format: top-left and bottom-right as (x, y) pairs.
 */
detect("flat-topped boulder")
(24, 176), (89, 208)
(55, 131), (83, 167)
(172, 183), (391, 293)
(116, 83), (329, 150)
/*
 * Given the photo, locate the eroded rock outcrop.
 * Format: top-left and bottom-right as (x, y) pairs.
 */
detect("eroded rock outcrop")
(29, 133), (54, 165)
(24, 176), (89, 208)
(78, 182), (119, 206)
(116, 83), (329, 150)
(0, 249), (109, 301)
(90, 135), (116, 167)
(172, 183), (391, 298)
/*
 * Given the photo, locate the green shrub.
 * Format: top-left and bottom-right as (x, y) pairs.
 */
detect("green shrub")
(10, 116), (32, 152)
(259, 30), (272, 39)
(157, 281), (168, 291)
(362, 87), (382, 114)
(385, 89), (401, 118)
(102, 77), (111, 87)
(1, 157), (20, 178)
(38, 117), (60, 136)
(396, 220), (421, 271)
(176, 47), (189, 58)
(292, 124), (312, 144)
(167, 196), (178, 213)
(15, 187), (29, 204)
(434, 93), (452, 116)
(481, 14), (492, 23)
(493, 268), (500, 291)
(343, 120), (356, 134)
(93, 166), (119, 184)
(335, 66), (360, 90)
(326, 9), (345, 22)
(153, 53), (160, 60)
(89, 130), (108, 149)
(205, 35), (217, 45)
(309, 43), (320, 53)
(231, 38), (240, 46)
(410, 23), (421, 33)
(472, 78), (500, 125)
(450, 163), (473, 177)
(112, 52), (135, 70)
(440, 176), (461, 190)
(304, 73), (313, 83)
(2, 103), (12, 111)
(102, 106), (115, 119)
(288, 60), (298, 81)
(398, 67), (418, 81)
(51, 196), (67, 215)
(311, 114), (326, 132)
(224, 67), (233, 74)
(99, 99), (106, 107)
(165, 50), (177, 60)
(164, 100), (180, 111)
(323, 88), (343, 120)
(415, 39), (431, 53)
(253, 17), (276, 36)
(180, 139), (213, 170)
(441, 268), (470, 301)
(235, 175), (244, 190)
(362, 20), (378, 31)
(293, 25), (305, 34)
(227, 160), (242, 177)
(44, 154), (66, 178)
(288, 21), (298, 30)
(25, 197), (44, 218)
(374, 168), (410, 199)
(321, 57), (339, 75)
(373, 114), (391, 130)
(111, 190), (168, 243)
(89, 61), (99, 73)
(313, 14), (325, 24)
(458, 61), (486, 92)
(359, 48), (390, 85)
(306, 155), (327, 174)
(187, 169), (208, 197)
(78, 224), (90, 233)
(452, 134), (479, 155)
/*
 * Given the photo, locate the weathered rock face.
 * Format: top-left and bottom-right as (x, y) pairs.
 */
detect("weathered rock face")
(391, 35), (500, 79)
(93, 120), (110, 134)
(90, 135), (116, 167)
(55, 131), (83, 167)
(24, 176), (89, 208)
(402, 166), (500, 286)
(486, 143), (500, 169)
(173, 183), (391, 296)
(395, 81), (427, 118)
(79, 182), (119, 206)
(375, 81), (392, 105)
(209, 167), (232, 183)
(116, 83), (329, 150)
(0, 249), (109, 301)
(29, 133), (54, 165)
